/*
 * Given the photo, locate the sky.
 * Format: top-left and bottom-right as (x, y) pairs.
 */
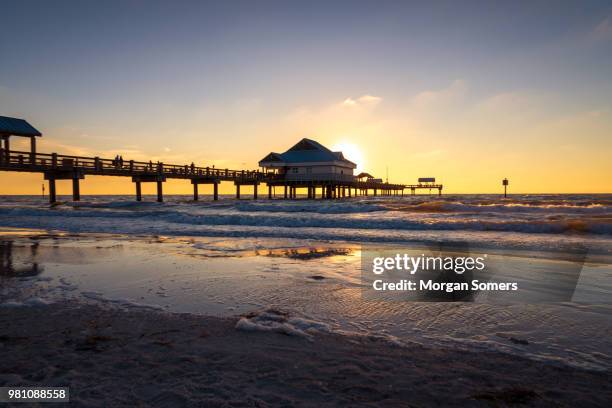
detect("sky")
(1, 0), (611, 194)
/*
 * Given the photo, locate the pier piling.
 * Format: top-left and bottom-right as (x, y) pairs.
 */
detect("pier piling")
(48, 177), (56, 203)
(136, 181), (142, 201)
(156, 180), (163, 202)
(72, 177), (80, 201)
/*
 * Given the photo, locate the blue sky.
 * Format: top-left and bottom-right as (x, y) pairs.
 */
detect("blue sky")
(1, 0), (611, 192)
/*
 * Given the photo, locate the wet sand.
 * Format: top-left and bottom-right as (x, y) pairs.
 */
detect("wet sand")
(1, 301), (610, 407)
(1, 230), (611, 406)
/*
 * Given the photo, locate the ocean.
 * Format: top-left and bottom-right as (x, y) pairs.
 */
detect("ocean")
(1, 193), (611, 371)
(0, 193), (611, 255)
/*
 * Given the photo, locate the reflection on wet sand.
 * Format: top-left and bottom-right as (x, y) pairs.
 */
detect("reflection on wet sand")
(262, 248), (352, 260)
(0, 240), (43, 277)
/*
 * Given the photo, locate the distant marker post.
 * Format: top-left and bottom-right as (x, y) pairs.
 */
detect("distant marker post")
(502, 178), (509, 198)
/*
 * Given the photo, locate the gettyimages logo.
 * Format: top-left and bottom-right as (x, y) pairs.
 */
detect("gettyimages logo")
(361, 242), (587, 303)
(372, 253), (487, 275)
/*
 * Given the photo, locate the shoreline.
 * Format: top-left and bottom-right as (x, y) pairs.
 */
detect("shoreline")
(2, 229), (611, 372)
(1, 227), (610, 264)
(1, 300), (611, 407)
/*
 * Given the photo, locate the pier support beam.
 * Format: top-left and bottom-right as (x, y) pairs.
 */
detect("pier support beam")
(268, 184), (272, 199)
(284, 185), (288, 199)
(30, 136), (36, 165)
(2, 136), (10, 162)
(44, 170), (84, 204)
(72, 177), (80, 201)
(132, 175), (166, 202)
(48, 177), (56, 204)
(233, 181), (260, 200)
(156, 180), (163, 202)
(191, 178), (220, 201)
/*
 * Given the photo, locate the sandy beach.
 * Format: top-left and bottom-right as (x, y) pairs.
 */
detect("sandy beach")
(1, 217), (611, 406)
(2, 301), (611, 407)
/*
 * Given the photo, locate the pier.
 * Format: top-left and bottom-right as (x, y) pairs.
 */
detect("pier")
(0, 116), (443, 203)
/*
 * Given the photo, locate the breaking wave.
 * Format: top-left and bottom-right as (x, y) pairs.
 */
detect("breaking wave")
(0, 194), (611, 254)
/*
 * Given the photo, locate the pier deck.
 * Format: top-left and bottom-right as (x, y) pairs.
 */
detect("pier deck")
(0, 149), (442, 202)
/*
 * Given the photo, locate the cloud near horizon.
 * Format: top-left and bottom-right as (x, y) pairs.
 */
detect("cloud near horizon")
(342, 94), (382, 108)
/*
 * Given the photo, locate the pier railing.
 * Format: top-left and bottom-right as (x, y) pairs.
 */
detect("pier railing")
(0, 149), (263, 181)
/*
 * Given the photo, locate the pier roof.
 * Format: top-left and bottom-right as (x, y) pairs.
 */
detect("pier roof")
(259, 138), (356, 168)
(0, 116), (42, 137)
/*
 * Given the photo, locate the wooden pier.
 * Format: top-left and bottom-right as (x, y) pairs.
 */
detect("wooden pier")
(0, 116), (443, 203)
(405, 183), (444, 196)
(0, 149), (443, 203)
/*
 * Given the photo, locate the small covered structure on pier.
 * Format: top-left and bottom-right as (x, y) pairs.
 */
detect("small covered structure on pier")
(259, 138), (356, 181)
(0, 115), (42, 163)
(356, 172), (374, 181)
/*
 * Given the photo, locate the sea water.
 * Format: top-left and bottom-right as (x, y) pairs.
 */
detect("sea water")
(1, 194), (611, 371)
(0, 194), (610, 254)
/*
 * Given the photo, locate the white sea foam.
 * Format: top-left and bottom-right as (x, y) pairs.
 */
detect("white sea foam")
(236, 309), (331, 338)
(0, 195), (611, 255)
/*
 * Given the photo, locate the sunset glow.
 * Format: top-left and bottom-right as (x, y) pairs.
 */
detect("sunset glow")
(0, 2), (610, 194)
(332, 141), (364, 173)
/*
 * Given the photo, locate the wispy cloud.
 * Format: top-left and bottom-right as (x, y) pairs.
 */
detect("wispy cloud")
(411, 79), (467, 110)
(589, 16), (612, 42)
(342, 94), (382, 108)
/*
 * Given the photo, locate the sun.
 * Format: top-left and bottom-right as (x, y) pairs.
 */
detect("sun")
(331, 141), (364, 172)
